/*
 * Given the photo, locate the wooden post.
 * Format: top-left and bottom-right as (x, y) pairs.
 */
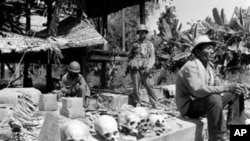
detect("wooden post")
(102, 15), (108, 38)
(23, 63), (31, 87)
(23, 0), (31, 87)
(101, 14), (108, 88)
(26, 0), (31, 34)
(139, 1), (146, 24)
(23, 64), (28, 87)
(46, 50), (52, 92)
(1, 63), (4, 79)
(46, 0), (53, 28)
(81, 48), (88, 78)
(122, 9), (126, 51)
(46, 0), (53, 92)
(101, 61), (107, 88)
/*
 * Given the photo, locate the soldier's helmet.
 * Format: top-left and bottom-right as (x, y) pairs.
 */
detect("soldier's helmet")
(136, 24), (148, 34)
(68, 61), (81, 73)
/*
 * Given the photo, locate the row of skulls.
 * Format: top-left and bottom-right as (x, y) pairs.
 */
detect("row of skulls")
(60, 106), (169, 141)
(117, 107), (167, 136)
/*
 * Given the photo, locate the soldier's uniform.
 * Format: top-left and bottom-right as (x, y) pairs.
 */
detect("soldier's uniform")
(128, 24), (160, 108)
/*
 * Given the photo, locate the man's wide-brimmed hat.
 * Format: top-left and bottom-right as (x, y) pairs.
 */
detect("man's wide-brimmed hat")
(191, 35), (216, 52)
(136, 24), (148, 34)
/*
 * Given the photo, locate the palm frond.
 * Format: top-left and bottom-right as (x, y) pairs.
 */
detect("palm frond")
(213, 8), (223, 25)
(221, 8), (226, 25)
(239, 8), (244, 26)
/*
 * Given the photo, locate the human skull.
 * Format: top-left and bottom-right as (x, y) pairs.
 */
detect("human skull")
(94, 115), (119, 141)
(131, 107), (150, 132)
(117, 110), (141, 135)
(61, 119), (90, 141)
(149, 114), (165, 127)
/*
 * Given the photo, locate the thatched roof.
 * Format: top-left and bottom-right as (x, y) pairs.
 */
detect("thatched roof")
(36, 17), (107, 49)
(0, 31), (60, 54)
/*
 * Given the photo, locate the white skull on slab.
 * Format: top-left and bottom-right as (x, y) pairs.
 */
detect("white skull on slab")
(131, 107), (150, 132)
(149, 114), (165, 127)
(61, 119), (90, 141)
(94, 115), (119, 141)
(118, 110), (141, 135)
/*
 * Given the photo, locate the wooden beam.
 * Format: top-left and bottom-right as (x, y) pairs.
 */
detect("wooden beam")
(89, 55), (128, 62)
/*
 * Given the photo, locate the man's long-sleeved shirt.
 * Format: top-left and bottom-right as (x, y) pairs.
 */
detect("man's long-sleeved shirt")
(175, 58), (231, 116)
(129, 39), (155, 69)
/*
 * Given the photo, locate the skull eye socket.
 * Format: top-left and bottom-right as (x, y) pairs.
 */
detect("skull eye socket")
(104, 133), (111, 138)
(156, 119), (160, 123)
(113, 131), (118, 136)
(146, 119), (150, 122)
(141, 119), (145, 123)
(130, 121), (136, 126)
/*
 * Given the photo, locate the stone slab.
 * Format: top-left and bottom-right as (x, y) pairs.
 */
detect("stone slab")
(139, 117), (207, 141)
(92, 93), (128, 111)
(36, 103), (207, 141)
(38, 112), (61, 141)
(90, 117), (207, 141)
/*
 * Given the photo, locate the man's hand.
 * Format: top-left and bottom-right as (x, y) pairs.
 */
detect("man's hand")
(61, 87), (68, 95)
(227, 83), (246, 96)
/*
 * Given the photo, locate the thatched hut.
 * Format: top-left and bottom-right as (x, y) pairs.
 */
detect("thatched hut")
(0, 16), (107, 91)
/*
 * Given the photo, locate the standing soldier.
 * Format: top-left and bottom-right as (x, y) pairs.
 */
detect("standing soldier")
(128, 24), (162, 109)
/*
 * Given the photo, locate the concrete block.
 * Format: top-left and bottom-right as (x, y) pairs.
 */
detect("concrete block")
(39, 94), (57, 111)
(60, 98), (85, 119)
(97, 93), (128, 111)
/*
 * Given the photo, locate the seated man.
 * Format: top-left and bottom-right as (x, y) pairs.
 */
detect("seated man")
(175, 35), (246, 141)
(61, 61), (90, 107)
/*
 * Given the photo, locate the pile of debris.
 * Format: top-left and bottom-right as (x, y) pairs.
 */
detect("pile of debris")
(0, 88), (43, 141)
